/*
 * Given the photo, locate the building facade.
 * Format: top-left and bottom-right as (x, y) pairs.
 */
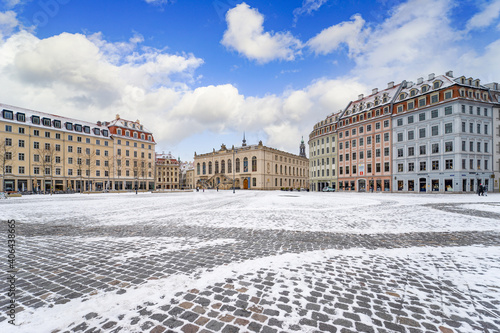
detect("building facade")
(0, 104), (156, 192)
(194, 139), (309, 190)
(155, 152), (180, 190)
(308, 113), (339, 192)
(308, 71), (500, 193)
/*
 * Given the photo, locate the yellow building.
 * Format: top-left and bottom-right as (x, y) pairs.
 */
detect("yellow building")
(155, 152), (180, 190)
(194, 138), (309, 190)
(0, 103), (155, 193)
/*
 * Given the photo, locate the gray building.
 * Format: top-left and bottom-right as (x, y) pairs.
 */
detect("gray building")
(392, 72), (494, 193)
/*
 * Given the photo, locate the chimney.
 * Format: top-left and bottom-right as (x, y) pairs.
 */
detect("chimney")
(372, 88), (378, 95)
(358, 94), (364, 100)
(417, 77), (423, 84)
(445, 70), (453, 77)
(428, 73), (435, 80)
(97, 121), (101, 126)
(407, 81), (413, 88)
(387, 81), (394, 88)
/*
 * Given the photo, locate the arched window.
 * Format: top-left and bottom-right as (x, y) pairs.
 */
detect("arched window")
(236, 158), (240, 173)
(208, 161), (212, 174)
(280, 165), (283, 174)
(228, 159), (232, 173)
(221, 160), (225, 174)
(275, 164), (278, 174)
(202, 162), (206, 175)
(215, 161), (219, 174)
(243, 157), (248, 172)
(252, 156), (257, 172)
(197, 163), (200, 175)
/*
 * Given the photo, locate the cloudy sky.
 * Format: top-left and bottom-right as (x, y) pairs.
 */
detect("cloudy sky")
(0, 0), (499, 161)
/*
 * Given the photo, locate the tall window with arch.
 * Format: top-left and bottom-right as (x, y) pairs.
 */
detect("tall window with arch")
(202, 162), (206, 175)
(243, 157), (248, 172)
(252, 156), (257, 172)
(221, 160), (225, 173)
(208, 161), (212, 174)
(228, 159), (232, 173)
(236, 158), (240, 172)
(215, 161), (219, 174)
(197, 163), (200, 175)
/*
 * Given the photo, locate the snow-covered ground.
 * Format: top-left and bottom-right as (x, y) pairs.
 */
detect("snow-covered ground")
(1, 190), (499, 233)
(1, 191), (499, 332)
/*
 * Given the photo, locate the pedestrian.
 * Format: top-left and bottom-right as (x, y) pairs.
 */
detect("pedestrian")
(217, 186), (219, 192)
(478, 184), (483, 196)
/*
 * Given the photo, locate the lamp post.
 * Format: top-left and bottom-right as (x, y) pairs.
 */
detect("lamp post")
(233, 148), (237, 194)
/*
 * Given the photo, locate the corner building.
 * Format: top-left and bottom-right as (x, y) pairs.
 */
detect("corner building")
(392, 72), (494, 192)
(308, 113), (339, 192)
(194, 139), (308, 190)
(0, 103), (156, 192)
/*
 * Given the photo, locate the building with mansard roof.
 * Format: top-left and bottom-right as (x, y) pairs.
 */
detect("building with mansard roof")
(0, 104), (156, 193)
(308, 71), (500, 193)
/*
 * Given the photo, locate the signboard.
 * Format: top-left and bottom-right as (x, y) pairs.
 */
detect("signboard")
(359, 164), (364, 176)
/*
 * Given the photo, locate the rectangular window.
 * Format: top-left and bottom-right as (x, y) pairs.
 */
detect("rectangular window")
(419, 112), (425, 121)
(383, 120), (389, 128)
(431, 109), (438, 118)
(5, 125), (12, 132)
(375, 122), (381, 130)
(384, 162), (389, 172)
(444, 106), (452, 115)
(408, 130), (414, 140)
(418, 98), (426, 107)
(484, 124), (488, 135)
(408, 162), (414, 172)
(397, 119), (403, 126)
(408, 147), (415, 156)
(408, 115), (414, 124)
(444, 91), (452, 100)
(18, 139), (24, 148)
(432, 160), (439, 170)
(375, 134), (381, 143)
(477, 142), (481, 152)
(384, 133), (389, 141)
(432, 143), (439, 154)
(485, 142), (488, 153)
(445, 159), (453, 170)
(419, 128), (426, 138)
(445, 141), (453, 152)
(432, 126), (438, 136)
(477, 124), (481, 134)
(367, 150), (372, 158)
(431, 94), (439, 103)
(366, 136), (372, 145)
(376, 149), (381, 157)
(397, 133), (403, 142)
(470, 141), (474, 152)
(407, 102), (414, 110)
(462, 141), (466, 151)
(420, 161), (426, 171)
(420, 145), (426, 155)
(469, 123), (473, 133)
(367, 124), (372, 131)
(462, 122), (466, 132)
(445, 123), (452, 134)
(376, 163), (381, 173)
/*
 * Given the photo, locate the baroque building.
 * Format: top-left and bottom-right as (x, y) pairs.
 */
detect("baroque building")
(308, 71), (500, 193)
(0, 103), (156, 192)
(193, 138), (309, 190)
(155, 152), (180, 190)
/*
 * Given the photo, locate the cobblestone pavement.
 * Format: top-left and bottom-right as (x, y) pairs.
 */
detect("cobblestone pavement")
(1, 196), (500, 333)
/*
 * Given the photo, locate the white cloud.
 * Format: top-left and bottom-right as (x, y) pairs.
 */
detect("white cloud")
(221, 2), (302, 64)
(0, 10), (19, 39)
(293, 0), (328, 23)
(466, 0), (500, 30)
(307, 14), (366, 56)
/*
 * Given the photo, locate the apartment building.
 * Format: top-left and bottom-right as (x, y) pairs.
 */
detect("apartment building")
(155, 152), (180, 190)
(0, 104), (156, 192)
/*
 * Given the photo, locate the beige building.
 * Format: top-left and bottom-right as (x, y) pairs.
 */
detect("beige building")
(0, 103), (155, 193)
(194, 138), (308, 190)
(155, 152), (180, 190)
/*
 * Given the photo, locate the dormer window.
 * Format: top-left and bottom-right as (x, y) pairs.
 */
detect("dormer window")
(32, 115), (40, 124)
(65, 122), (73, 130)
(421, 85), (429, 93)
(125, 130), (130, 137)
(16, 113), (25, 122)
(83, 126), (90, 134)
(42, 118), (51, 126)
(148, 135), (152, 141)
(433, 81), (442, 89)
(2, 109), (14, 120)
(117, 129), (122, 135)
(102, 130), (109, 137)
(410, 89), (417, 97)
(133, 132), (138, 138)
(93, 128), (101, 135)
(399, 93), (405, 100)
(141, 133), (145, 140)
(53, 120), (61, 128)
(123, 121), (128, 127)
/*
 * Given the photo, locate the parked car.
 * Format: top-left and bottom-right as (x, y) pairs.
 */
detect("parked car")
(322, 187), (335, 192)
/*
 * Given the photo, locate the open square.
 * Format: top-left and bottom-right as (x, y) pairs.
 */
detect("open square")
(1, 191), (500, 332)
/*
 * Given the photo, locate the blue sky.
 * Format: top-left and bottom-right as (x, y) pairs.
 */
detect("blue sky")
(1, 0), (500, 161)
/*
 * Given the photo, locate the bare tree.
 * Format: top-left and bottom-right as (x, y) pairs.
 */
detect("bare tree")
(115, 156), (122, 191)
(85, 148), (97, 193)
(34, 144), (57, 194)
(104, 153), (114, 191)
(0, 139), (16, 192)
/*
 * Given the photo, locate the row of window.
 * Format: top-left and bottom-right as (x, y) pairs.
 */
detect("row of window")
(2, 109), (110, 137)
(396, 159), (488, 172)
(339, 163), (390, 175)
(115, 128), (152, 141)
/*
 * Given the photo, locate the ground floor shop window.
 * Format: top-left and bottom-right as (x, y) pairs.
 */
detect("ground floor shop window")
(408, 180), (414, 191)
(384, 180), (390, 191)
(398, 180), (403, 191)
(376, 180), (382, 191)
(445, 179), (453, 192)
(432, 179), (439, 191)
(419, 178), (426, 192)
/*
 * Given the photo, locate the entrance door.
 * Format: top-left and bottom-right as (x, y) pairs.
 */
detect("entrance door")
(243, 178), (249, 189)
(419, 178), (427, 192)
(358, 179), (366, 192)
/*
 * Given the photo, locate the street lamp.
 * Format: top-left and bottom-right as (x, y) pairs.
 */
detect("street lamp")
(233, 148), (237, 194)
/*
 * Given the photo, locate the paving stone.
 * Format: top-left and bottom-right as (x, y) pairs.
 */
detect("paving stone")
(318, 322), (337, 333)
(150, 325), (166, 333)
(222, 324), (240, 333)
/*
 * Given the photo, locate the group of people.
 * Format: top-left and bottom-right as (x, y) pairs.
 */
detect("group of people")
(478, 184), (488, 196)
